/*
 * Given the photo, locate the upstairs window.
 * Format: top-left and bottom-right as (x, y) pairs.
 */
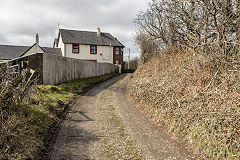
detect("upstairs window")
(115, 47), (120, 55)
(72, 44), (79, 53)
(115, 60), (119, 64)
(90, 45), (97, 54)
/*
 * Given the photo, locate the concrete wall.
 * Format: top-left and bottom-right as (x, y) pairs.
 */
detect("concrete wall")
(42, 53), (118, 85)
(58, 34), (65, 57)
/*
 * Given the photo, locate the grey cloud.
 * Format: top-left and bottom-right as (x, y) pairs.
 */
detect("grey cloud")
(0, 0), (149, 58)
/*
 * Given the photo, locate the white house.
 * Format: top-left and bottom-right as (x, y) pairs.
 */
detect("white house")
(23, 33), (62, 57)
(0, 34), (61, 62)
(54, 28), (124, 65)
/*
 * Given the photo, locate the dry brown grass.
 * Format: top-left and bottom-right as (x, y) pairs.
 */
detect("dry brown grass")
(128, 49), (240, 160)
(0, 66), (42, 159)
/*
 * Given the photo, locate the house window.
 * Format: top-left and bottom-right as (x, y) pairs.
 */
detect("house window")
(113, 47), (122, 65)
(72, 44), (79, 53)
(90, 45), (97, 54)
(115, 47), (120, 55)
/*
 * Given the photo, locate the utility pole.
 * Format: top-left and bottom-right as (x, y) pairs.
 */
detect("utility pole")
(128, 48), (130, 69)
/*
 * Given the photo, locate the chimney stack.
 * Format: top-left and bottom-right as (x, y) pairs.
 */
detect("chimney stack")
(36, 33), (39, 47)
(97, 27), (101, 36)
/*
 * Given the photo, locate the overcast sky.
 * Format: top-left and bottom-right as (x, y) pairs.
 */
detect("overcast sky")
(0, 0), (149, 60)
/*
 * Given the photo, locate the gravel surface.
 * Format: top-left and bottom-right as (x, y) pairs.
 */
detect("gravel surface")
(46, 74), (197, 160)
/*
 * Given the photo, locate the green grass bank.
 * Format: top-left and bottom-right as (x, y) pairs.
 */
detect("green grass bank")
(0, 73), (118, 159)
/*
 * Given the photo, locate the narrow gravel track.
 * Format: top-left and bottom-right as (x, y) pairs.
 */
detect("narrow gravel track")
(46, 74), (197, 160)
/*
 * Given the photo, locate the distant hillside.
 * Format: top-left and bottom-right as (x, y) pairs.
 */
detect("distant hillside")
(127, 49), (240, 160)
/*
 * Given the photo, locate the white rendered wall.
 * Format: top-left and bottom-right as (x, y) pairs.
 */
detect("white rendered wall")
(57, 34), (65, 57)
(64, 44), (113, 64)
(23, 44), (44, 57)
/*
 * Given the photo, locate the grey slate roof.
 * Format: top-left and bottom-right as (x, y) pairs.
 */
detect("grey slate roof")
(59, 29), (124, 47)
(42, 47), (62, 56)
(0, 45), (29, 60)
(0, 44), (62, 60)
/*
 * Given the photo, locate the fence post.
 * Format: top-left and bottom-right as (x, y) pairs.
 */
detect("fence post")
(118, 64), (121, 74)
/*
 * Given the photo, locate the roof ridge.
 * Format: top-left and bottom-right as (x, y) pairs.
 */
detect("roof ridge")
(42, 46), (59, 49)
(0, 44), (56, 49)
(59, 28), (109, 34)
(0, 44), (30, 47)
(59, 28), (124, 47)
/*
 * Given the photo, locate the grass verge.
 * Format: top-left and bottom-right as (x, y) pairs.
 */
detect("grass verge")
(96, 91), (142, 160)
(0, 73), (118, 159)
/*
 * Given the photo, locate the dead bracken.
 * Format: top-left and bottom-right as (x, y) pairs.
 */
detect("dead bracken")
(128, 49), (240, 160)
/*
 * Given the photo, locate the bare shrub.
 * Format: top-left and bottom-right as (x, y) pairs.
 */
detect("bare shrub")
(129, 57), (139, 70)
(124, 57), (139, 70)
(0, 64), (39, 159)
(135, 31), (160, 64)
(135, 0), (240, 56)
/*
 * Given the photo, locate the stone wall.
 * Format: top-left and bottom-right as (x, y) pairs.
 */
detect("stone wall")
(2, 53), (43, 83)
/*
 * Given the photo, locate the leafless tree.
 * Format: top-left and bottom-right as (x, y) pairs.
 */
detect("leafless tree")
(135, 0), (240, 59)
(135, 31), (159, 64)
